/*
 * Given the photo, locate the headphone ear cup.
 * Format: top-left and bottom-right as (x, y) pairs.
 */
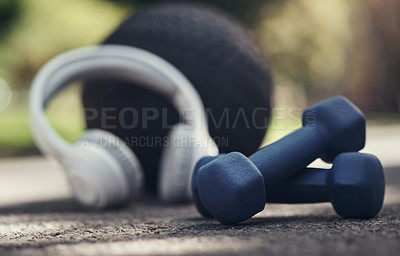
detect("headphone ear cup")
(66, 129), (144, 208)
(158, 125), (195, 202)
(79, 129), (144, 197)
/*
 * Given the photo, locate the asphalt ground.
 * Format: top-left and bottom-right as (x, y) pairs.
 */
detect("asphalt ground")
(0, 125), (399, 255)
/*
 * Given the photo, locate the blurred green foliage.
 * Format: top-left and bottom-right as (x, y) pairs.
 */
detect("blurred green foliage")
(0, 0), (129, 90)
(0, 0), (399, 156)
(0, 0), (128, 155)
(0, 86), (85, 156)
(258, 0), (353, 102)
(259, 0), (400, 112)
(106, 0), (268, 25)
(0, 0), (21, 37)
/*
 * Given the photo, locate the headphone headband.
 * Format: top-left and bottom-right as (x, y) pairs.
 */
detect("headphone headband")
(30, 45), (208, 160)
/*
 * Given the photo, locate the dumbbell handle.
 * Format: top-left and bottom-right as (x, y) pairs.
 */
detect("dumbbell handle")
(249, 126), (329, 186)
(265, 168), (330, 203)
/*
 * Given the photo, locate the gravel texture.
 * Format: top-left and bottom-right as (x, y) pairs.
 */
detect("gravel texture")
(0, 159), (399, 256)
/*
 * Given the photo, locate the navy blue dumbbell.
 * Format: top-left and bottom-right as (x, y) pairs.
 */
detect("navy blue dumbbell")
(192, 153), (384, 220)
(195, 96), (366, 224)
(192, 155), (223, 217)
(266, 152), (385, 218)
(193, 153), (384, 219)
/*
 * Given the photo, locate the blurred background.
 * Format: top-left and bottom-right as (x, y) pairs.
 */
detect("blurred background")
(0, 0), (399, 158)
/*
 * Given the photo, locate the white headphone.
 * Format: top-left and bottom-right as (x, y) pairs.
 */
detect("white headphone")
(30, 45), (218, 208)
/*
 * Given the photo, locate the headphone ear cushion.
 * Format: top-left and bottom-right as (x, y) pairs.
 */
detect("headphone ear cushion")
(79, 129), (144, 196)
(158, 125), (195, 202)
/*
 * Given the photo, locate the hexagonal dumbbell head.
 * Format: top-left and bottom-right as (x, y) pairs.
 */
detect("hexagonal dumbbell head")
(329, 153), (385, 218)
(197, 152), (266, 224)
(266, 153), (385, 218)
(191, 155), (222, 218)
(302, 96), (365, 162)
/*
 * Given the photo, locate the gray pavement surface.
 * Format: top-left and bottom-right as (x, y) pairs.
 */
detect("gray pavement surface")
(0, 125), (399, 255)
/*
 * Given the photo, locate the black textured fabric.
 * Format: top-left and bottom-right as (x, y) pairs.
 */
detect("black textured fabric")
(82, 1), (272, 193)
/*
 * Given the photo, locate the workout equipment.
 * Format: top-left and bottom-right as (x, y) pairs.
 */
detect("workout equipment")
(196, 96), (366, 224)
(191, 155), (222, 217)
(30, 45), (218, 208)
(192, 152), (384, 220)
(265, 153), (385, 218)
(82, 2), (272, 192)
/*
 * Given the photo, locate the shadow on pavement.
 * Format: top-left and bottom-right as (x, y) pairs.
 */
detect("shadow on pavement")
(0, 198), (86, 214)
